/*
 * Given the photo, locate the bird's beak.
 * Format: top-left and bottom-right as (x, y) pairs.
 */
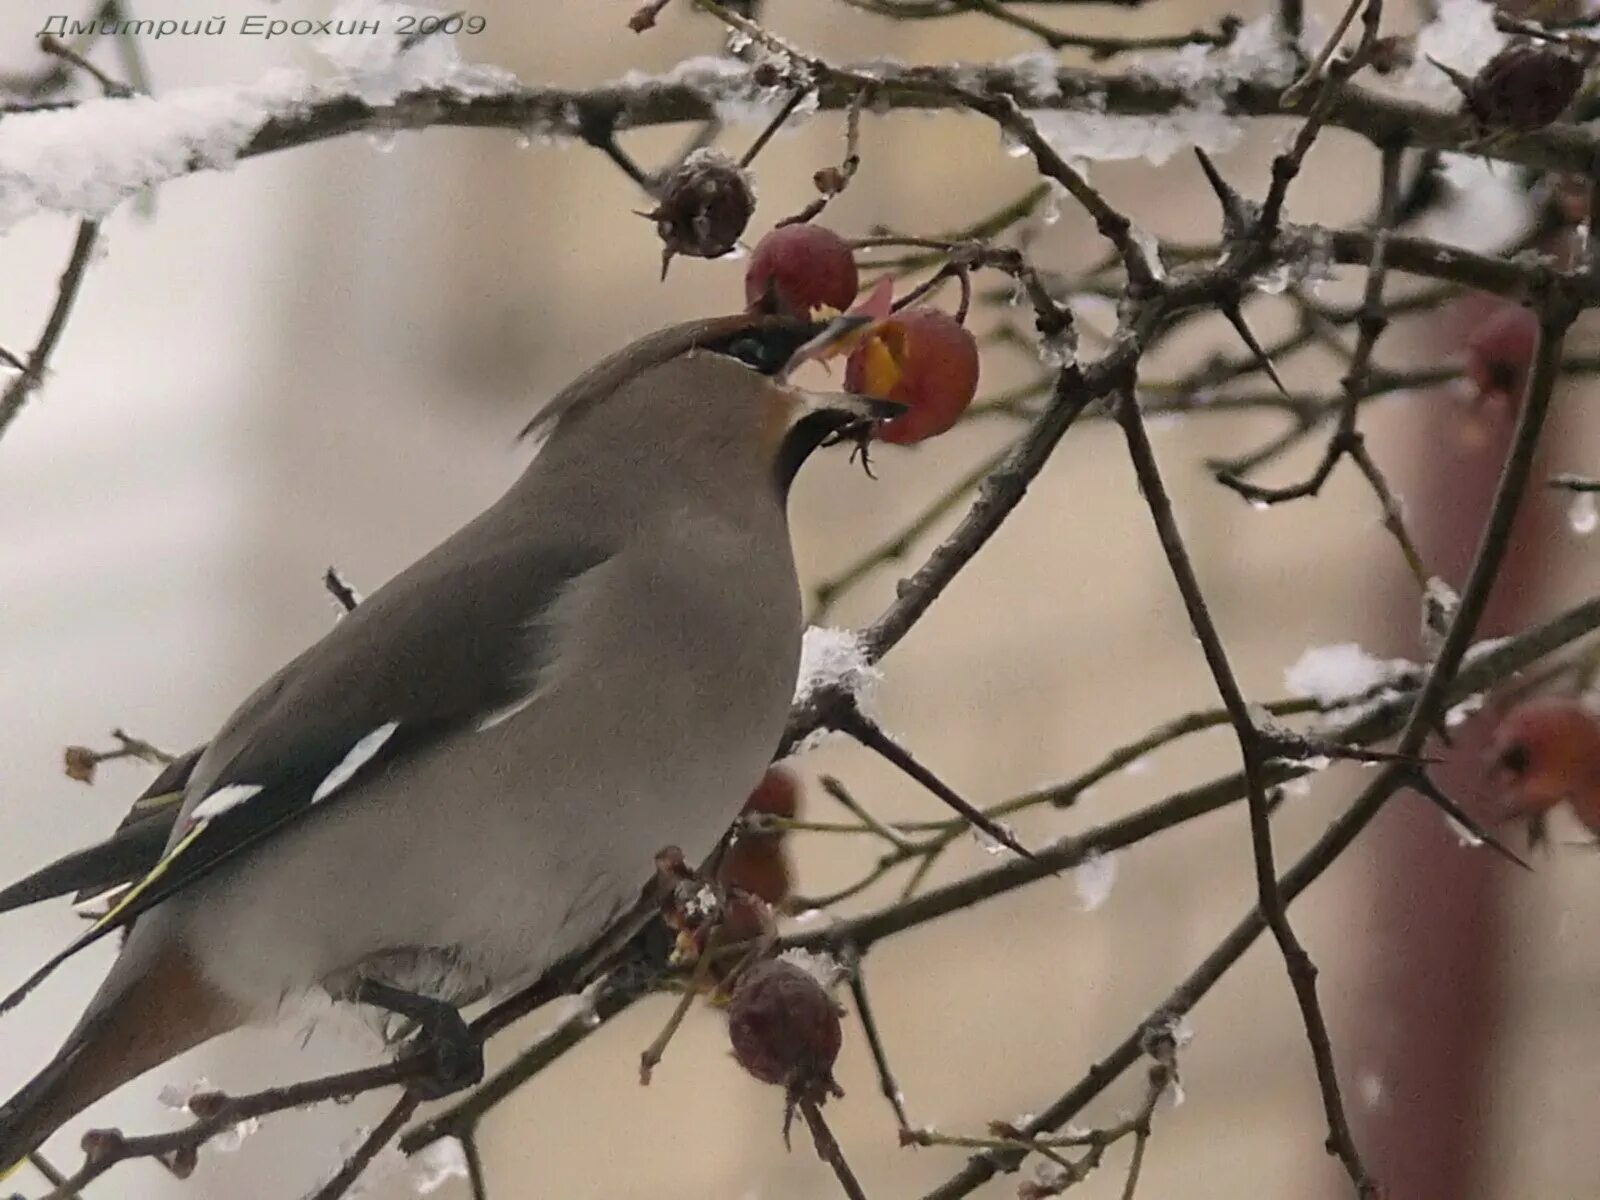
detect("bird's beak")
(778, 312), (877, 382)
(775, 278), (906, 428)
(776, 276), (898, 384)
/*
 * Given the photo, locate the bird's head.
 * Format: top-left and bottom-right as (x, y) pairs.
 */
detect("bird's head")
(522, 311), (904, 498)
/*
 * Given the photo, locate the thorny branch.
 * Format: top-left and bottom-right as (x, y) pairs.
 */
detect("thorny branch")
(8, 1), (1600, 1198)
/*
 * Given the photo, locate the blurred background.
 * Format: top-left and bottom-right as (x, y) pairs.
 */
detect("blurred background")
(3, 1), (1600, 1197)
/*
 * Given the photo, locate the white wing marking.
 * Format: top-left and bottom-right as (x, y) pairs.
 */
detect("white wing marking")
(190, 783), (264, 822)
(312, 721), (400, 803)
(475, 692), (540, 732)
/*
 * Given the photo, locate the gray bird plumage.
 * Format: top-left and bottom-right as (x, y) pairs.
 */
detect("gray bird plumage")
(0, 313), (889, 1166)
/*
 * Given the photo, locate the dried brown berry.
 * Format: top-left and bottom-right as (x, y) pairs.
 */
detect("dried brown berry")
(1463, 42), (1586, 132)
(63, 745), (98, 784)
(643, 148), (755, 277)
(727, 958), (843, 1100)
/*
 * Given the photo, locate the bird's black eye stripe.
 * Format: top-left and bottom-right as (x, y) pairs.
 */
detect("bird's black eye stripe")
(725, 336), (773, 371)
(701, 321), (821, 376)
(1498, 743), (1531, 775)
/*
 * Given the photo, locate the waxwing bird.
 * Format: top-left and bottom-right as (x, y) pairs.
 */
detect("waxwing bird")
(0, 312), (899, 1167)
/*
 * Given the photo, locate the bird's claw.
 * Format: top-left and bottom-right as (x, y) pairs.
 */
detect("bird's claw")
(411, 1006), (483, 1099)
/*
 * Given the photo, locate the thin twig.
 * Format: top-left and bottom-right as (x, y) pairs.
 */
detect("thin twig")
(834, 705), (1037, 862)
(1114, 382), (1375, 1196)
(800, 1098), (870, 1200)
(0, 221), (100, 443)
(306, 1094), (420, 1200)
(845, 954), (913, 1132)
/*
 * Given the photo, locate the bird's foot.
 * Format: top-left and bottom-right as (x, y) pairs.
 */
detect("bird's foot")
(349, 978), (484, 1099)
(411, 1006), (483, 1099)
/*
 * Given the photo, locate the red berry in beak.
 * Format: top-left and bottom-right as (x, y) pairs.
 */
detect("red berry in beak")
(844, 307), (980, 445)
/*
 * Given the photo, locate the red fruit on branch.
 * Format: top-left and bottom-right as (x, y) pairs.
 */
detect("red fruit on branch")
(844, 307), (981, 445)
(1486, 696), (1600, 836)
(1464, 302), (1539, 409)
(718, 765), (800, 906)
(727, 958), (843, 1100)
(744, 224), (860, 318)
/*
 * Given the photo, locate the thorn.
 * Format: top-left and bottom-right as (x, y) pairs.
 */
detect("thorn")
(1328, 745), (1441, 767)
(1407, 773), (1532, 871)
(1425, 55), (1475, 101)
(1221, 304), (1290, 398)
(836, 708), (1044, 868)
(1265, 736), (1439, 768)
(1193, 148), (1248, 232)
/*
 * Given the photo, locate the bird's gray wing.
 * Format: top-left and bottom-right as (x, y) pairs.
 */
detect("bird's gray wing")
(1, 533), (611, 1014)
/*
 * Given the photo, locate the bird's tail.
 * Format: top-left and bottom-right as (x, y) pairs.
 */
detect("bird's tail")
(0, 943), (238, 1171)
(0, 748), (195, 917)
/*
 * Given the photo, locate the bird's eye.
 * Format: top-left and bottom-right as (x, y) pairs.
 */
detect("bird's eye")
(724, 336), (774, 372)
(704, 324), (815, 375)
(1498, 743), (1531, 776)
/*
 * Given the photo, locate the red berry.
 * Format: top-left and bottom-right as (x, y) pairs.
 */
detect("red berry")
(719, 766), (800, 905)
(727, 959), (842, 1095)
(1464, 303), (1538, 409)
(741, 764), (800, 820)
(745, 224), (859, 319)
(1486, 696), (1600, 833)
(845, 308), (980, 445)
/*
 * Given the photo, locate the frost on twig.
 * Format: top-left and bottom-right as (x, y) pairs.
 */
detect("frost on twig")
(792, 626), (880, 709)
(315, 0), (515, 105)
(0, 6), (518, 232)
(0, 72), (309, 229)
(1283, 643), (1415, 709)
(1018, 16), (1299, 167)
